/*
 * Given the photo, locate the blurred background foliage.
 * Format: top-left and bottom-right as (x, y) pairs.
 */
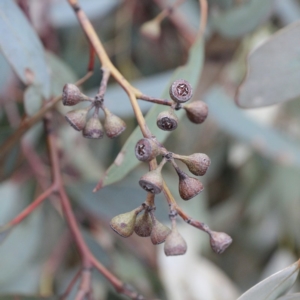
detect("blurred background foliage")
(1, 0), (300, 299)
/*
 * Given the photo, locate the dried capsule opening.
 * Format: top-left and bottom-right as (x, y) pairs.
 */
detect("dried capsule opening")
(139, 180), (161, 194)
(176, 83), (189, 97)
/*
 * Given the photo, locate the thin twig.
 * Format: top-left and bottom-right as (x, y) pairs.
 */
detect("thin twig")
(137, 94), (174, 107)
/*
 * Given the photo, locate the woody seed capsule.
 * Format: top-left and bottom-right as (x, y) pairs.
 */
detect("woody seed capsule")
(62, 84), (90, 106)
(102, 106), (126, 138)
(139, 159), (166, 194)
(134, 211), (153, 237)
(65, 107), (89, 131)
(150, 217), (171, 245)
(184, 101), (208, 124)
(176, 168), (204, 200)
(156, 110), (178, 131)
(209, 231), (233, 254)
(135, 138), (162, 162)
(164, 223), (187, 256)
(173, 153), (211, 176)
(82, 114), (104, 139)
(169, 79), (193, 103)
(110, 209), (139, 238)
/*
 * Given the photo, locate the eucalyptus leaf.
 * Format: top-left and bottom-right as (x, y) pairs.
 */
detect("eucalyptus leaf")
(0, 227), (11, 245)
(211, 0), (273, 38)
(24, 85), (43, 116)
(0, 0), (50, 114)
(46, 51), (77, 96)
(96, 38), (204, 189)
(277, 293), (300, 300)
(236, 21), (300, 108)
(206, 87), (300, 167)
(237, 260), (300, 300)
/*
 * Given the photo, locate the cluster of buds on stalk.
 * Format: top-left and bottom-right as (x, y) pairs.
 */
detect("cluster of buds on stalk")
(109, 79), (232, 255)
(135, 138), (210, 200)
(61, 68), (126, 139)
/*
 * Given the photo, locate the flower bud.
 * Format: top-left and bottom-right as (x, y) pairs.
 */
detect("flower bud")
(164, 225), (187, 256)
(139, 159), (166, 194)
(209, 231), (232, 254)
(65, 107), (89, 131)
(110, 209), (139, 238)
(102, 106), (126, 138)
(150, 218), (171, 245)
(134, 211), (153, 237)
(169, 79), (193, 103)
(184, 101), (208, 124)
(140, 20), (161, 40)
(175, 168), (204, 200)
(173, 153), (211, 176)
(62, 84), (90, 106)
(135, 138), (162, 162)
(156, 110), (178, 131)
(82, 114), (104, 139)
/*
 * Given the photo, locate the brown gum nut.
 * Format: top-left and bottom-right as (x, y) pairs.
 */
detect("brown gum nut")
(135, 138), (161, 162)
(169, 79), (193, 103)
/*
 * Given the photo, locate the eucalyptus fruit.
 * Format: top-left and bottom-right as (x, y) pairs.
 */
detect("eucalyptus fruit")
(82, 114), (104, 139)
(65, 107), (90, 131)
(150, 217), (171, 245)
(174, 167), (204, 200)
(184, 101), (208, 124)
(156, 109), (178, 131)
(62, 83), (90, 106)
(169, 79), (193, 103)
(102, 106), (126, 138)
(110, 209), (139, 238)
(209, 231), (233, 254)
(164, 219), (187, 256)
(173, 153), (211, 176)
(134, 211), (153, 237)
(139, 159), (166, 194)
(135, 138), (162, 162)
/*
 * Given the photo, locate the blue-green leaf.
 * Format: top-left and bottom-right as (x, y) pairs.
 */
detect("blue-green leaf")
(236, 21), (300, 108)
(206, 87), (300, 167)
(0, 1), (50, 115)
(211, 0), (273, 38)
(237, 260), (300, 300)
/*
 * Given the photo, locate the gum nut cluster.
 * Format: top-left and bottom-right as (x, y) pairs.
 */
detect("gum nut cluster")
(134, 137), (210, 201)
(110, 207), (171, 244)
(156, 79), (209, 132)
(110, 205), (188, 256)
(62, 84), (126, 139)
